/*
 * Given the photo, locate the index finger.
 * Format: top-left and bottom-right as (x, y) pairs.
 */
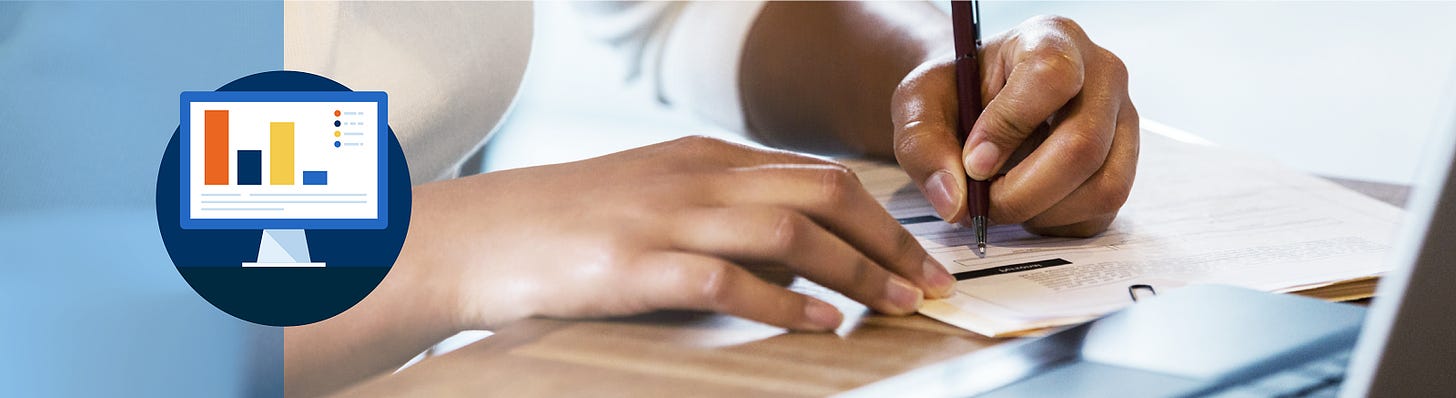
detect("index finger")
(709, 164), (957, 298)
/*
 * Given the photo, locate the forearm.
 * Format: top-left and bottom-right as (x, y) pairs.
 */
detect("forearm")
(740, 2), (953, 157)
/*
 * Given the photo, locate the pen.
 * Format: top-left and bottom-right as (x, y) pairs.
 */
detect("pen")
(951, 0), (990, 256)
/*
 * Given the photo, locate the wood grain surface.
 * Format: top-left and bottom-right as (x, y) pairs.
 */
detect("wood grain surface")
(330, 179), (1408, 397)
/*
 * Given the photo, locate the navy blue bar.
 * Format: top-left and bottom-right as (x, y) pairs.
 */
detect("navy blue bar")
(237, 150), (261, 185)
(302, 171), (327, 185)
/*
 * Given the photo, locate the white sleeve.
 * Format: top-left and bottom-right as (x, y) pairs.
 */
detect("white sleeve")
(284, 2), (533, 184)
(572, 1), (767, 134)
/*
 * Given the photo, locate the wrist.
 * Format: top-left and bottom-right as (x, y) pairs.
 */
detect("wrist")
(388, 228), (472, 339)
(409, 177), (540, 332)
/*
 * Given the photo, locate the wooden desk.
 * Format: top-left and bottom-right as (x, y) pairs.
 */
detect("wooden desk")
(334, 180), (1409, 397)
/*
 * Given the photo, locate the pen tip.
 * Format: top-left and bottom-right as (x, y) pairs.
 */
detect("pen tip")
(971, 215), (988, 257)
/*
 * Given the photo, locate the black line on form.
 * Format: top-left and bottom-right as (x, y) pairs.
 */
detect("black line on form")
(953, 258), (1073, 281)
(896, 215), (942, 225)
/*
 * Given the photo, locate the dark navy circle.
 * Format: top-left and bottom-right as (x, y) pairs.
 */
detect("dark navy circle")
(157, 70), (411, 327)
(334, 120), (341, 127)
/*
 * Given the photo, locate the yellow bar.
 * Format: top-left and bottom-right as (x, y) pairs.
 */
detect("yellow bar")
(270, 122), (295, 185)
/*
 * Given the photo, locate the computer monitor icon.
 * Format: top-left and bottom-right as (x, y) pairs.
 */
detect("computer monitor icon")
(179, 91), (389, 267)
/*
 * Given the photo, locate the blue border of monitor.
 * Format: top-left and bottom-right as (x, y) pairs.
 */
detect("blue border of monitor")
(178, 90), (389, 230)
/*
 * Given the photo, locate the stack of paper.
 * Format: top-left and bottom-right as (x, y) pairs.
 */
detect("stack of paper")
(844, 125), (1404, 337)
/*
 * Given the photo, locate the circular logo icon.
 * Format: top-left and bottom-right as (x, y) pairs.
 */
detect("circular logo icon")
(156, 71), (411, 326)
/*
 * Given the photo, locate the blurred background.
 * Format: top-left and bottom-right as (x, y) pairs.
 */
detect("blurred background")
(489, 1), (1456, 187)
(2, 2), (1454, 397)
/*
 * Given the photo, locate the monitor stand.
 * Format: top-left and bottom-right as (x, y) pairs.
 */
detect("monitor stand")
(243, 229), (326, 267)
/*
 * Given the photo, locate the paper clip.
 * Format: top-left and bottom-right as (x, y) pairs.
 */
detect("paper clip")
(1128, 284), (1157, 302)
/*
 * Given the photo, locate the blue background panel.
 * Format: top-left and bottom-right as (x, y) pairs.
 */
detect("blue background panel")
(0, 2), (285, 397)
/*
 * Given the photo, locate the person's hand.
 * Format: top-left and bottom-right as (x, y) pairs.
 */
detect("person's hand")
(891, 15), (1139, 237)
(404, 136), (956, 333)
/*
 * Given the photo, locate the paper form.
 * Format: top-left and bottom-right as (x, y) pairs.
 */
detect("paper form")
(844, 127), (1405, 337)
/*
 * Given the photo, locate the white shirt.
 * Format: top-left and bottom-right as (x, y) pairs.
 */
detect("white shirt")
(285, 2), (765, 184)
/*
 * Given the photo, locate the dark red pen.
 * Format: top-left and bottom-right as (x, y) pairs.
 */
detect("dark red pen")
(951, 0), (990, 256)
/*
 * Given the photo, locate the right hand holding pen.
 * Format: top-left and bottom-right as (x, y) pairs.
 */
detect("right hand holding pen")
(890, 15), (1140, 237)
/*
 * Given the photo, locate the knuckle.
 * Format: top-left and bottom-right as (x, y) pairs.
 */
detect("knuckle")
(698, 262), (738, 308)
(1070, 157), (1107, 183)
(983, 108), (1034, 146)
(1059, 128), (1113, 172)
(894, 122), (953, 164)
(1033, 15), (1087, 38)
(1092, 171), (1135, 215)
(578, 245), (630, 285)
(1024, 51), (1084, 98)
(1054, 16), (1086, 35)
(765, 210), (806, 254)
(1101, 48), (1130, 86)
(601, 237), (646, 271)
(845, 258), (878, 291)
(894, 122), (933, 153)
(892, 230), (924, 267)
(1123, 101), (1141, 122)
(1092, 190), (1131, 217)
(815, 165), (858, 207)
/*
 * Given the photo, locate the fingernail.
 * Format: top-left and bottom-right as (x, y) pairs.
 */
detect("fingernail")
(924, 170), (961, 222)
(885, 277), (924, 314)
(804, 299), (843, 331)
(965, 142), (1001, 180)
(921, 256), (956, 298)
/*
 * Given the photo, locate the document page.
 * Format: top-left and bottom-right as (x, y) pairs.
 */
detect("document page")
(844, 128), (1404, 337)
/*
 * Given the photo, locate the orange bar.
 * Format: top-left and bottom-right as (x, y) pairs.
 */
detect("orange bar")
(204, 110), (229, 185)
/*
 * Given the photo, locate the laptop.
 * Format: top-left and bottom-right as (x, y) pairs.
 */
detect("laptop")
(841, 101), (1456, 398)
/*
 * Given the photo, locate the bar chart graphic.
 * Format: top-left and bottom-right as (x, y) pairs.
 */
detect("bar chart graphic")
(183, 93), (382, 222)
